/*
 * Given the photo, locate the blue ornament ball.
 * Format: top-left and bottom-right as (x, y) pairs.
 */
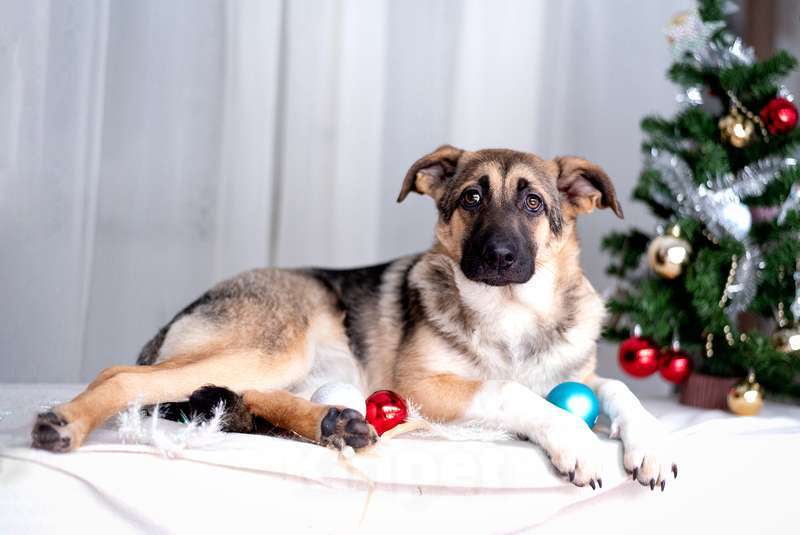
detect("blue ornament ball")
(546, 382), (600, 428)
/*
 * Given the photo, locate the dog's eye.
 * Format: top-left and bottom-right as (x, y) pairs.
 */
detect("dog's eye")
(460, 188), (482, 210)
(525, 193), (543, 213)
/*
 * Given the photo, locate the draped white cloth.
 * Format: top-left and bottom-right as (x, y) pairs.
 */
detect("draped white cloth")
(2, 0), (698, 387)
(1, 384), (798, 534)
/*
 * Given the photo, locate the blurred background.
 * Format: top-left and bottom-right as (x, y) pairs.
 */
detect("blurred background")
(1, 0), (798, 395)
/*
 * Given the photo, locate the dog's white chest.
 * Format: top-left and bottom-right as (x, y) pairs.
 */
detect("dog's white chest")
(455, 268), (601, 395)
(492, 301), (540, 352)
(482, 329), (588, 396)
(462, 304), (568, 393)
(512, 341), (592, 396)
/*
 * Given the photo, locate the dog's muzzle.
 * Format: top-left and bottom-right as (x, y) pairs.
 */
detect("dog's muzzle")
(461, 233), (535, 286)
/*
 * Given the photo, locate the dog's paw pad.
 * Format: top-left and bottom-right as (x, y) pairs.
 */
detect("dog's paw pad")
(320, 407), (377, 450)
(31, 411), (72, 452)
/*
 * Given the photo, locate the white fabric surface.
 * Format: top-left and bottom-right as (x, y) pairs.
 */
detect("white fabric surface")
(1, 383), (798, 534)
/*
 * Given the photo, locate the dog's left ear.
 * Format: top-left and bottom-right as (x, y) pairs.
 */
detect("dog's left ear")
(397, 145), (465, 202)
(554, 156), (624, 218)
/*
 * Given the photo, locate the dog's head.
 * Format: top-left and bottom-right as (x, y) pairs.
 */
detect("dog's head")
(397, 145), (623, 286)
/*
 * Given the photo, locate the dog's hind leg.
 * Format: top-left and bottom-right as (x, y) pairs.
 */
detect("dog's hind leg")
(245, 389), (377, 449)
(85, 355), (205, 390)
(31, 346), (308, 452)
(182, 386), (377, 450)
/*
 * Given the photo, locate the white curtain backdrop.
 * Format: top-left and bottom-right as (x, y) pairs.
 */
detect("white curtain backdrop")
(1, 0), (698, 390)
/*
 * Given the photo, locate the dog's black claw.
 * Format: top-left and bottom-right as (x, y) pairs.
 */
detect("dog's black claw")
(649, 478), (655, 490)
(589, 480), (596, 490)
(597, 478), (603, 489)
(632, 467), (638, 481)
(568, 470), (575, 482)
(661, 480), (666, 492)
(672, 464), (678, 479)
(320, 407), (377, 451)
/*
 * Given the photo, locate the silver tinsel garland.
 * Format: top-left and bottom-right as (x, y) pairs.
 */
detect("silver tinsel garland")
(647, 148), (767, 321)
(708, 157), (798, 198)
(647, 148), (764, 241)
(778, 183), (800, 225)
(677, 86), (704, 107)
(778, 85), (795, 103)
(724, 246), (762, 319)
(676, 36), (755, 107)
(691, 36), (755, 69)
(792, 267), (800, 320)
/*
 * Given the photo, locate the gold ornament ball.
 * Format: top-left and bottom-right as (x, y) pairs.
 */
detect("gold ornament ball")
(719, 109), (754, 148)
(772, 325), (800, 353)
(727, 373), (764, 416)
(647, 235), (691, 279)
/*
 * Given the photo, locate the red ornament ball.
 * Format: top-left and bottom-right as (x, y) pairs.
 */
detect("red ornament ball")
(658, 348), (693, 384)
(618, 336), (660, 378)
(365, 390), (408, 436)
(760, 97), (798, 135)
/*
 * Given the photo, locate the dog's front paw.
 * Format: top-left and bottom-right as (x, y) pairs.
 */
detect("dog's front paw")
(617, 412), (677, 491)
(320, 407), (378, 451)
(538, 411), (604, 489)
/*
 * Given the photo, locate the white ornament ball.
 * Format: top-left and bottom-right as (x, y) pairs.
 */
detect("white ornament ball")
(719, 202), (752, 241)
(310, 382), (366, 416)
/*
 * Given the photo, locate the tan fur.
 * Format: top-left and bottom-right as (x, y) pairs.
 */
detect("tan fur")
(397, 145), (464, 202)
(158, 270), (332, 362)
(435, 218), (466, 262)
(554, 156), (624, 218)
(242, 390), (330, 442)
(360, 256), (418, 392)
(400, 374), (481, 422)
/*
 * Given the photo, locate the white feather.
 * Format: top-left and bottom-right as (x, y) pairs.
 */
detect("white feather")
(115, 400), (228, 458)
(403, 400), (515, 442)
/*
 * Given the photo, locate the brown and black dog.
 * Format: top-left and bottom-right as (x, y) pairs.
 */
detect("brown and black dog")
(32, 145), (676, 490)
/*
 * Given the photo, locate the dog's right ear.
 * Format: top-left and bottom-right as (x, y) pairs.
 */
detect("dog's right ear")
(397, 145), (465, 203)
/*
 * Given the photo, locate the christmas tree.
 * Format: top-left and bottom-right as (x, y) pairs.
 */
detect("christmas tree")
(603, 0), (800, 403)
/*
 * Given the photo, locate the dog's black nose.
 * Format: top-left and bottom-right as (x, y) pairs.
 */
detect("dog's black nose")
(482, 240), (517, 271)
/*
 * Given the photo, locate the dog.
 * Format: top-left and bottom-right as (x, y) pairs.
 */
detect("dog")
(32, 145), (676, 490)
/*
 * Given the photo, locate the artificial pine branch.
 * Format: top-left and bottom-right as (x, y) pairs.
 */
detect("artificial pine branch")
(668, 62), (707, 87)
(697, 0), (726, 23)
(601, 230), (650, 277)
(719, 51), (798, 102)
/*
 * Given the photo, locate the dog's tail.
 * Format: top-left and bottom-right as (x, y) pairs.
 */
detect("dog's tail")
(157, 385), (258, 433)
